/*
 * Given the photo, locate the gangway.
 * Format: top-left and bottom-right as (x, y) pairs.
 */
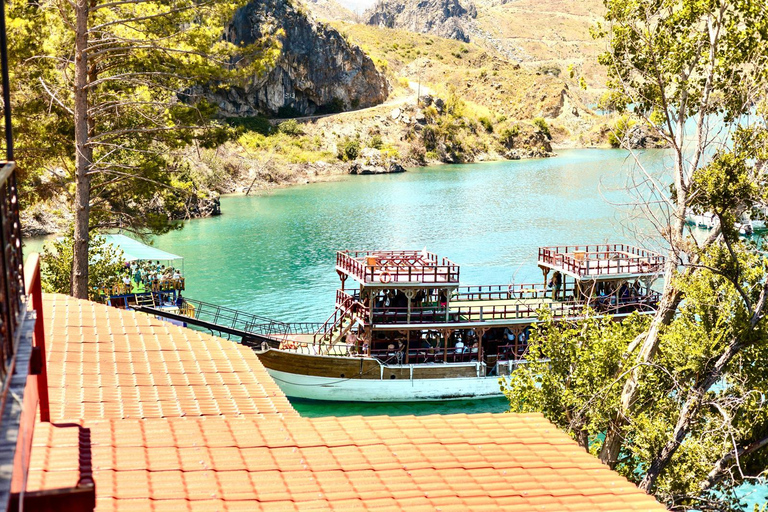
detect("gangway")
(133, 297), (322, 346)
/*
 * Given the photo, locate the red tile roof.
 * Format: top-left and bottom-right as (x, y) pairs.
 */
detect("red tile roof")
(29, 294), (665, 511)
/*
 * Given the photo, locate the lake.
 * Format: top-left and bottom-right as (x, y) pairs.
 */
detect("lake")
(23, 148), (673, 416)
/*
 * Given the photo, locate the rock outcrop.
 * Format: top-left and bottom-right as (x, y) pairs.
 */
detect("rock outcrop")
(624, 124), (666, 149)
(364, 0), (477, 42)
(211, 0), (390, 117)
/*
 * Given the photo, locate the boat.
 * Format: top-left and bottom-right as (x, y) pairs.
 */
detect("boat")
(686, 210), (717, 229)
(252, 244), (666, 402)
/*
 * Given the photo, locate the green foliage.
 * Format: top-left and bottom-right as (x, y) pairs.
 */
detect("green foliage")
(478, 116), (494, 133)
(367, 135), (384, 150)
(597, 0), (768, 122)
(227, 116), (273, 136)
(607, 115), (636, 148)
(499, 125), (519, 147)
(41, 234), (126, 300)
(9, 0), (281, 294)
(277, 105), (304, 119)
(277, 119), (304, 136)
(533, 117), (551, 139)
(337, 137), (360, 161)
(505, 311), (649, 449)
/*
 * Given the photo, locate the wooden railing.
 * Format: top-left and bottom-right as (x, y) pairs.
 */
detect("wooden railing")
(336, 250), (460, 285)
(538, 244), (665, 277)
(98, 277), (185, 298)
(371, 293), (660, 325)
(454, 283), (581, 302)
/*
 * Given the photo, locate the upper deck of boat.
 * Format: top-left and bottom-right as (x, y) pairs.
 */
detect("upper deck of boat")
(337, 249), (460, 286)
(538, 243), (665, 280)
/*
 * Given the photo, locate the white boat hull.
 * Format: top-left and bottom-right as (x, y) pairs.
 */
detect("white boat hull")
(266, 367), (508, 402)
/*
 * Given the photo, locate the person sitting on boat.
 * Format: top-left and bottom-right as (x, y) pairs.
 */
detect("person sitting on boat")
(619, 282), (630, 303)
(454, 337), (465, 355)
(361, 342), (369, 356)
(504, 327), (515, 343)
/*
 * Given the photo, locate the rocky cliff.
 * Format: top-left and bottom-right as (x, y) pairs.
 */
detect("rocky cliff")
(364, 0), (477, 42)
(212, 0), (390, 117)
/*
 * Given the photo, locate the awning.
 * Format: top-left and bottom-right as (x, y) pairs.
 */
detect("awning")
(102, 234), (183, 262)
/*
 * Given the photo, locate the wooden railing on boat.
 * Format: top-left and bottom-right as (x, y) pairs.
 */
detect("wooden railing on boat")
(336, 250), (460, 285)
(538, 244), (665, 277)
(454, 283), (583, 302)
(371, 293), (660, 325)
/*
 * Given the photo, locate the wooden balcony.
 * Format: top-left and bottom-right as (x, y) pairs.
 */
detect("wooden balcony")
(336, 250), (460, 286)
(538, 244), (665, 279)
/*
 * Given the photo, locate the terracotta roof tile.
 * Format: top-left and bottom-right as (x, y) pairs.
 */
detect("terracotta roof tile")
(27, 294), (665, 511)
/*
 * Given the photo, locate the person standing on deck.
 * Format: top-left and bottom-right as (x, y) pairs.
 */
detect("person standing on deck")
(549, 271), (562, 300)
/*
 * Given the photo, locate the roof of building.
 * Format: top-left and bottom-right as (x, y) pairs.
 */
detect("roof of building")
(29, 294), (665, 511)
(103, 234), (183, 262)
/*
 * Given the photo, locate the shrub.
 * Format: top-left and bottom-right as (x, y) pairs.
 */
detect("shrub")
(533, 117), (551, 139)
(479, 116), (494, 133)
(226, 116), (272, 136)
(41, 234), (127, 300)
(277, 119), (303, 136)
(277, 105), (303, 119)
(608, 115), (636, 148)
(500, 125), (519, 147)
(537, 65), (561, 77)
(337, 137), (361, 161)
(368, 134), (384, 149)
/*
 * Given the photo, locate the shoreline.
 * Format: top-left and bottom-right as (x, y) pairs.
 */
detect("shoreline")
(23, 143), (614, 239)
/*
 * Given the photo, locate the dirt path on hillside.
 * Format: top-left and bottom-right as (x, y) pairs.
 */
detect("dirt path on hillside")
(271, 81), (433, 124)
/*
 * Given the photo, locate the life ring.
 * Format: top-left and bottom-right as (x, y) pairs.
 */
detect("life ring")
(639, 260), (650, 272)
(380, 271), (392, 284)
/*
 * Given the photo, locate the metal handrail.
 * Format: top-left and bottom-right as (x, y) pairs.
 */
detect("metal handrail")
(179, 297), (291, 336)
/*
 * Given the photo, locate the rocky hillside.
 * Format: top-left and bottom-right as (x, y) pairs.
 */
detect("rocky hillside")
(357, 0), (607, 94)
(472, 0), (607, 91)
(364, 0), (477, 42)
(302, 0), (358, 22)
(208, 0), (390, 117)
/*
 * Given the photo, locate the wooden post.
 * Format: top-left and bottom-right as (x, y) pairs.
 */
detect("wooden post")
(539, 265), (550, 288)
(440, 328), (452, 363)
(404, 289), (415, 364)
(475, 327), (487, 368)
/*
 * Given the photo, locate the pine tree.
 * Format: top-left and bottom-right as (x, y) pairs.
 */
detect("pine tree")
(8, 0), (280, 297)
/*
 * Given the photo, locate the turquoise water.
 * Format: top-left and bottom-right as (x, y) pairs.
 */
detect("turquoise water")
(23, 148), (766, 506)
(148, 148), (671, 416)
(24, 148), (671, 416)
(148, 149), (668, 322)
